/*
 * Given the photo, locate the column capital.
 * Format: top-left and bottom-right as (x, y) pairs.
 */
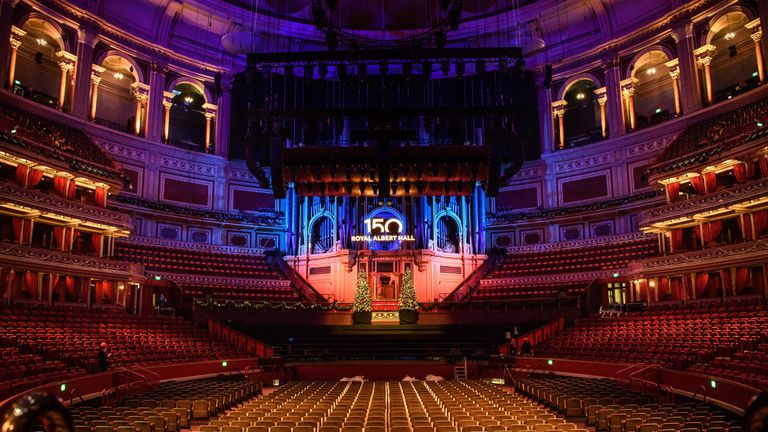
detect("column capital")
(670, 20), (694, 42)
(90, 64), (105, 84)
(551, 99), (567, 117)
(693, 44), (715, 67)
(77, 26), (99, 48)
(746, 18), (761, 33)
(600, 56), (621, 70)
(162, 91), (175, 108)
(55, 50), (77, 72)
(664, 58), (680, 79)
(594, 87), (608, 105)
(202, 102), (218, 119)
(10, 26), (25, 49)
(131, 82), (150, 103)
(619, 77), (638, 98)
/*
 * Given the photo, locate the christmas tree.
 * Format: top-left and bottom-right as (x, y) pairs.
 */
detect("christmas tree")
(399, 268), (419, 311)
(353, 269), (372, 312)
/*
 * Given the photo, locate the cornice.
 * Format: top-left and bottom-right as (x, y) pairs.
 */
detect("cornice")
(629, 239), (768, 277)
(480, 269), (615, 286)
(502, 233), (655, 255)
(157, 272), (291, 289)
(0, 242), (141, 280)
(120, 236), (269, 255)
(639, 178), (768, 228)
(0, 179), (133, 232)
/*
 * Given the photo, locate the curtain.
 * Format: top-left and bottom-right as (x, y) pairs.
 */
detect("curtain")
(70, 230), (80, 253)
(739, 214), (754, 240)
(27, 169), (43, 188)
(690, 175), (706, 194)
(709, 221), (722, 244)
(65, 276), (76, 301)
(94, 187), (107, 207)
(24, 271), (36, 298)
(14, 165), (27, 186)
(667, 181), (680, 201)
(720, 269), (732, 296)
(735, 267), (749, 293)
(12, 219), (31, 244)
(67, 179), (76, 199)
(754, 210), (768, 237)
(12, 218), (22, 242)
(704, 172), (717, 192)
(733, 162), (754, 182)
(53, 227), (65, 250)
(53, 176), (69, 196)
(760, 156), (768, 177)
(670, 230), (683, 252)
(91, 234), (102, 256)
(695, 273), (709, 297)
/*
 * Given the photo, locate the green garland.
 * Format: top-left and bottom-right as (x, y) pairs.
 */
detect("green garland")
(352, 269), (373, 312)
(398, 268), (419, 311)
(194, 298), (353, 311)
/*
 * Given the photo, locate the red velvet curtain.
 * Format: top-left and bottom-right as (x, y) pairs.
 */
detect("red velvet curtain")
(65, 276), (76, 301)
(733, 162), (754, 182)
(709, 221), (722, 244)
(94, 187), (107, 207)
(720, 269), (732, 295)
(24, 271), (36, 298)
(695, 273), (709, 296)
(11, 218), (31, 244)
(735, 267), (749, 293)
(667, 182), (680, 201)
(67, 180), (76, 199)
(670, 229), (683, 251)
(739, 214), (754, 240)
(704, 172), (717, 193)
(53, 226), (64, 250)
(690, 175), (706, 194)
(27, 169), (43, 188)
(91, 234), (102, 256)
(760, 156), (768, 177)
(53, 176), (69, 196)
(14, 165), (27, 186)
(754, 210), (768, 237)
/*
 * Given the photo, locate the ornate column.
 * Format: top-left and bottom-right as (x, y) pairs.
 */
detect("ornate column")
(89, 64), (104, 121)
(162, 91), (174, 142)
(620, 78), (638, 132)
(55, 51), (77, 111)
(594, 87), (608, 138)
(146, 63), (167, 142)
(130, 82), (150, 136)
(551, 100), (567, 150)
(6, 26), (24, 89)
(602, 58), (626, 138)
(746, 19), (765, 82)
(665, 59), (682, 116)
(672, 21), (703, 113)
(202, 102), (217, 153)
(214, 73), (233, 157)
(694, 44), (715, 105)
(0, 1), (17, 89)
(536, 70), (554, 154)
(72, 26), (98, 118)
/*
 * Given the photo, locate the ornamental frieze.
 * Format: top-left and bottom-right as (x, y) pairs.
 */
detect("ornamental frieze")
(480, 270), (615, 286)
(122, 236), (268, 255)
(0, 242), (136, 277)
(157, 272), (292, 289)
(631, 239), (768, 275)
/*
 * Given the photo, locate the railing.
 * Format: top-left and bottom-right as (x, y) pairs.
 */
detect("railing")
(498, 314), (566, 356)
(266, 253), (327, 303)
(208, 319), (274, 358)
(442, 252), (504, 303)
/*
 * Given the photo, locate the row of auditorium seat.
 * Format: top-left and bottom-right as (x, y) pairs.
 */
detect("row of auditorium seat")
(68, 378), (259, 432)
(195, 380), (588, 432)
(656, 96), (768, 165)
(469, 282), (588, 301)
(516, 376), (741, 432)
(0, 304), (247, 399)
(535, 299), (768, 385)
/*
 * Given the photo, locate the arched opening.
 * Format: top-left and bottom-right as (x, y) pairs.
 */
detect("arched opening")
(631, 50), (676, 129)
(94, 55), (138, 133)
(707, 11), (760, 102)
(13, 18), (65, 107)
(562, 79), (601, 148)
(435, 215), (460, 253)
(168, 83), (207, 151)
(310, 214), (334, 254)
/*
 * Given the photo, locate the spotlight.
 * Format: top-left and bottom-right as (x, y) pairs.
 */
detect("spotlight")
(441, 60), (451, 76)
(725, 31), (736, 41)
(455, 62), (465, 77)
(421, 61), (432, 78)
(402, 62), (413, 80)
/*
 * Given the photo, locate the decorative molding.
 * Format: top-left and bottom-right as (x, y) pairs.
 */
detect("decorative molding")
(480, 269), (616, 286)
(99, 140), (147, 162)
(159, 156), (215, 176)
(510, 162), (546, 179)
(625, 135), (676, 158)
(0, 179), (133, 231)
(226, 168), (259, 183)
(0, 242), (139, 279)
(158, 272), (291, 289)
(555, 152), (612, 173)
(504, 232), (654, 254)
(630, 239), (768, 276)
(639, 178), (768, 227)
(120, 236), (269, 255)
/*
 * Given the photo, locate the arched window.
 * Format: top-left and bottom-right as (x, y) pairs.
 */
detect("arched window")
(13, 18), (65, 107)
(435, 215), (460, 253)
(168, 83), (207, 151)
(707, 11), (760, 102)
(630, 50), (676, 129)
(94, 54), (139, 133)
(310, 215), (334, 254)
(562, 79), (601, 148)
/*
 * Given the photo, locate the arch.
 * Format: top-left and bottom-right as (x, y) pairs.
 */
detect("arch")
(557, 73), (603, 101)
(704, 6), (756, 46)
(626, 45), (675, 79)
(308, 210), (335, 254)
(584, 0), (613, 42)
(433, 210), (462, 253)
(167, 76), (213, 103)
(307, 210), (335, 238)
(94, 50), (145, 83)
(16, 13), (68, 52)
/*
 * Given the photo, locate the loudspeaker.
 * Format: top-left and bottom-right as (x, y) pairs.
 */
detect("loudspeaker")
(544, 64), (553, 88)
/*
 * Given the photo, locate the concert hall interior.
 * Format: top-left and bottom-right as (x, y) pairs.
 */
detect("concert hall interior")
(1, 0), (768, 431)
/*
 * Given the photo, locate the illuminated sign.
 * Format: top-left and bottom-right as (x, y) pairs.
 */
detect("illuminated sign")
(352, 217), (415, 242)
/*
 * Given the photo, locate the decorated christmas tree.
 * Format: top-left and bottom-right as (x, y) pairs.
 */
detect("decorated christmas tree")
(399, 268), (419, 311)
(353, 269), (372, 312)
